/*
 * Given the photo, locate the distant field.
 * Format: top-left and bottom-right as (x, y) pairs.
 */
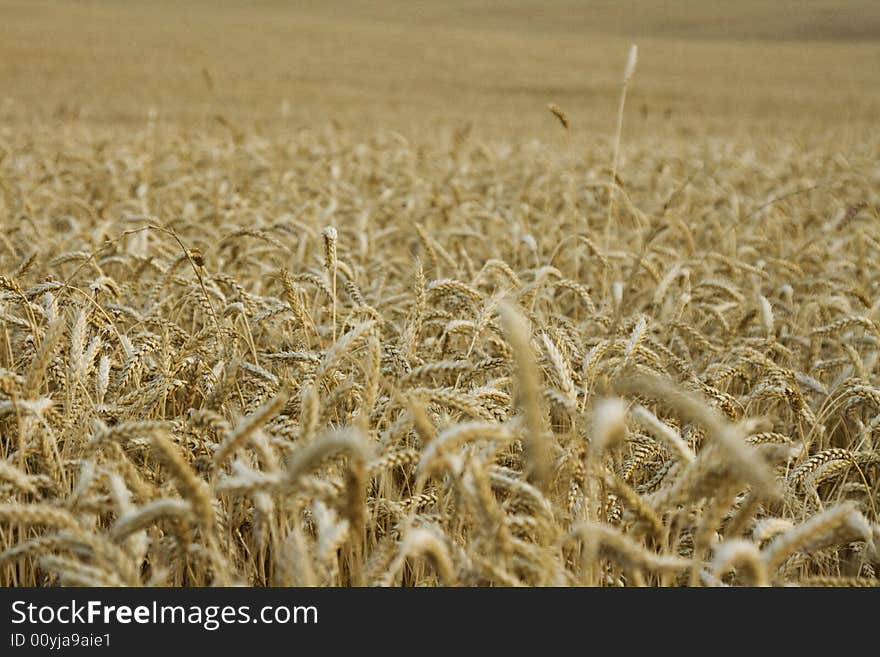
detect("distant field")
(1, 1), (879, 138)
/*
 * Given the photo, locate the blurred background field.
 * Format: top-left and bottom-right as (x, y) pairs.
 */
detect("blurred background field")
(1, 0), (879, 140)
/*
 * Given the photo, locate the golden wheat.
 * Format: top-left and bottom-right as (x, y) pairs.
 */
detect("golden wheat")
(1, 64), (878, 588)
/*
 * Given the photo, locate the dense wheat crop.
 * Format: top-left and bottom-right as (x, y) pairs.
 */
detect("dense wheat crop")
(1, 1), (879, 587)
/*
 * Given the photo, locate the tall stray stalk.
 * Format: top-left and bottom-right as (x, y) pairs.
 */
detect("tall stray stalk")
(606, 44), (639, 246)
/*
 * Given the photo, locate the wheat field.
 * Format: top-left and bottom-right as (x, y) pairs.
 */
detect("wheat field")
(1, 1), (879, 587)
